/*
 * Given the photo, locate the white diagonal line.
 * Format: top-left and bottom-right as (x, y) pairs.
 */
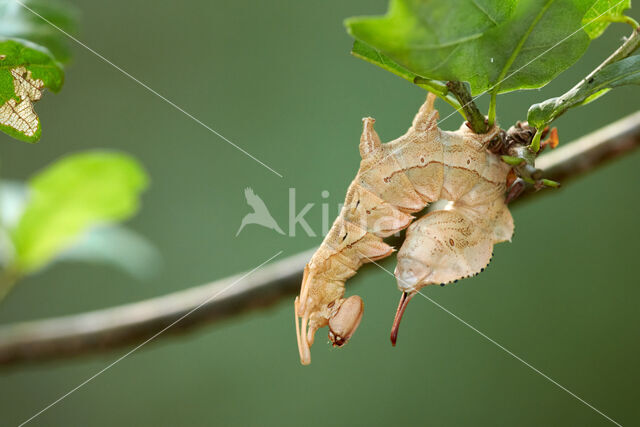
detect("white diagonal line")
(305, 2), (628, 421)
(360, 253), (621, 426)
(357, 0), (627, 182)
(437, 0), (627, 125)
(10, 0), (284, 178)
(413, 288), (622, 426)
(19, 250), (284, 426)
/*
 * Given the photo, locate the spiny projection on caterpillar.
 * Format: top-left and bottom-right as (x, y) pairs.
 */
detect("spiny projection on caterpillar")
(294, 93), (559, 365)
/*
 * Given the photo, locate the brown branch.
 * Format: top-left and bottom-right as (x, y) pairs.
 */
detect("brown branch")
(0, 112), (639, 368)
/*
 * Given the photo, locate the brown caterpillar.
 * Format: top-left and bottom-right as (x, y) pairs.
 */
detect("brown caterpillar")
(295, 94), (514, 365)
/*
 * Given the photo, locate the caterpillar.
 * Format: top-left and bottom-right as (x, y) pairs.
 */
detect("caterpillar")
(294, 94), (514, 365)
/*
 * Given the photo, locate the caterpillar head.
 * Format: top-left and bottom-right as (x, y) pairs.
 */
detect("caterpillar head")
(395, 257), (431, 293)
(328, 295), (364, 347)
(390, 257), (428, 346)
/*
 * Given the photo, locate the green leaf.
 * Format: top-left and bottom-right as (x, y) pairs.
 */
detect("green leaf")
(0, 180), (28, 230)
(0, 180), (157, 279)
(351, 40), (461, 108)
(0, 0), (77, 63)
(346, 0), (623, 96)
(582, 0), (631, 39)
(12, 152), (149, 273)
(0, 0), (76, 142)
(0, 180), (26, 268)
(0, 39), (64, 142)
(528, 55), (640, 127)
(57, 225), (161, 281)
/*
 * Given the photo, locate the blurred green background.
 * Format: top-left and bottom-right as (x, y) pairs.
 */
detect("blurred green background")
(1, 1), (639, 425)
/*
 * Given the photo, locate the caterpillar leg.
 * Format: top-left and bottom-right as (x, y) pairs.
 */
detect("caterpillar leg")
(294, 297), (311, 365)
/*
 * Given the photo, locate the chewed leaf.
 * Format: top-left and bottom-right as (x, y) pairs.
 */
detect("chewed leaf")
(0, 39), (63, 142)
(582, 0), (631, 39)
(12, 151), (149, 273)
(346, 0), (621, 95)
(0, 66), (44, 138)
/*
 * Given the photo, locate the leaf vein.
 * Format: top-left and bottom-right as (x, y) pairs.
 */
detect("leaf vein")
(491, 0), (556, 92)
(470, 0), (498, 25)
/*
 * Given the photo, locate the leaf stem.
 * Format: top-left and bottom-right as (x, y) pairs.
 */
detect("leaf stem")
(573, 27), (640, 92)
(413, 77), (464, 112)
(625, 16), (640, 29)
(530, 129), (543, 153)
(594, 15), (640, 30)
(488, 91), (497, 127)
(445, 81), (487, 133)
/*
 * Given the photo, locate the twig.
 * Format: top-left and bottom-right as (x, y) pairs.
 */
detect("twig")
(534, 111), (640, 184)
(446, 81), (488, 134)
(0, 250), (314, 366)
(528, 27), (640, 134)
(0, 112), (639, 367)
(576, 27), (639, 92)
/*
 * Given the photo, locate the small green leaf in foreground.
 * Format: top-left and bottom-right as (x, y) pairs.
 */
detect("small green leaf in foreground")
(57, 225), (161, 281)
(528, 55), (640, 127)
(0, 39), (63, 142)
(346, 0), (628, 96)
(12, 152), (149, 273)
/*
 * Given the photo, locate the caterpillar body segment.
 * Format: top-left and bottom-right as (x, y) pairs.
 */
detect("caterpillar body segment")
(394, 123), (513, 288)
(392, 123), (514, 343)
(395, 199), (513, 293)
(295, 94), (514, 364)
